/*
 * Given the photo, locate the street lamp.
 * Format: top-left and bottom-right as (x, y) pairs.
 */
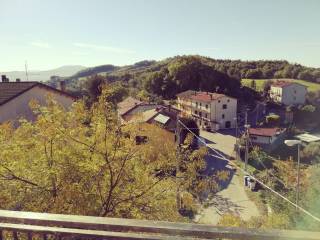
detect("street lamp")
(284, 139), (302, 210)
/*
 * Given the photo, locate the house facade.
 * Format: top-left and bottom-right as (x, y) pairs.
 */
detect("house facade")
(0, 81), (76, 124)
(177, 91), (237, 131)
(249, 127), (286, 151)
(270, 81), (307, 106)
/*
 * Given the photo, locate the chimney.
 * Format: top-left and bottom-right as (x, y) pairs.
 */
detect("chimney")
(16, 78), (21, 82)
(59, 81), (66, 92)
(1, 75), (7, 82)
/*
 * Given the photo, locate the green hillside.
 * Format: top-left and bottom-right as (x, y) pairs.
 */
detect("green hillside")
(242, 79), (320, 93)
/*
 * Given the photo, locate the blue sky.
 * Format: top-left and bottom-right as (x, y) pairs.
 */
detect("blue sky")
(1, 0), (319, 71)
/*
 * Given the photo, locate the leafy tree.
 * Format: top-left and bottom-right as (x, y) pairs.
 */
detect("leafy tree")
(0, 86), (227, 221)
(249, 147), (273, 170)
(0, 91), (180, 220)
(299, 165), (320, 230)
(301, 142), (320, 164)
(84, 74), (105, 102)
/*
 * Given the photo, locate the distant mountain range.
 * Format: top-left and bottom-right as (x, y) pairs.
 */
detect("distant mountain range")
(0, 65), (87, 82)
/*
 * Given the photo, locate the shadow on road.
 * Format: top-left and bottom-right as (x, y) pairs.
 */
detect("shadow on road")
(203, 148), (236, 193)
(206, 195), (245, 216)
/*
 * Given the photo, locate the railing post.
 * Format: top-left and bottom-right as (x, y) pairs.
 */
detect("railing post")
(13, 231), (19, 240)
(54, 233), (61, 240)
(27, 232), (32, 240)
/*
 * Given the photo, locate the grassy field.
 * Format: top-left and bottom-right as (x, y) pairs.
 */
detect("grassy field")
(242, 79), (320, 93)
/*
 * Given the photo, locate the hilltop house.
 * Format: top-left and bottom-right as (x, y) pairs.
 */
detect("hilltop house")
(270, 80), (307, 106)
(177, 91), (237, 131)
(0, 80), (76, 124)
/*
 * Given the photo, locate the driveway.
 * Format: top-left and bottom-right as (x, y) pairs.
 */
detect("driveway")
(194, 130), (260, 225)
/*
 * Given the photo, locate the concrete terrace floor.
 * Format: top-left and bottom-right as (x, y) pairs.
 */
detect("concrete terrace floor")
(194, 129), (260, 225)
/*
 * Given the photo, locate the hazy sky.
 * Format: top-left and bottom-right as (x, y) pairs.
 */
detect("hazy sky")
(1, 0), (319, 71)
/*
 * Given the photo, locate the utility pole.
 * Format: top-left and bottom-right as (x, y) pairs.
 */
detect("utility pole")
(25, 61), (29, 81)
(255, 103), (259, 126)
(284, 139), (302, 211)
(244, 111), (250, 171)
(296, 143), (301, 211)
(175, 118), (182, 210)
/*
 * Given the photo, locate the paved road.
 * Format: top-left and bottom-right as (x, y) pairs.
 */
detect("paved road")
(199, 130), (236, 158)
(194, 130), (260, 225)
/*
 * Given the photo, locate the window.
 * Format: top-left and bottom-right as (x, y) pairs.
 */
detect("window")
(222, 114), (225, 119)
(222, 104), (227, 109)
(200, 103), (202, 107)
(205, 104), (208, 109)
(218, 100), (221, 103)
(205, 113), (208, 118)
(227, 99), (230, 102)
(199, 112), (202, 117)
(294, 90), (297, 94)
(195, 110), (198, 114)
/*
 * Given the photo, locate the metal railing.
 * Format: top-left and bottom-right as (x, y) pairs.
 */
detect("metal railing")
(0, 210), (319, 240)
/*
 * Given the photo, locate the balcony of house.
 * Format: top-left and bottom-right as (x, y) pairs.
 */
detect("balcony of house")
(0, 209), (318, 240)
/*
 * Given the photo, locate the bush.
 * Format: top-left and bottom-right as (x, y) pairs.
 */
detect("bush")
(301, 104), (316, 113)
(265, 114), (280, 127)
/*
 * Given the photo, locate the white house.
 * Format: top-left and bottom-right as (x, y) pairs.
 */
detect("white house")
(270, 80), (307, 106)
(249, 127), (286, 151)
(177, 91), (237, 131)
(0, 81), (76, 124)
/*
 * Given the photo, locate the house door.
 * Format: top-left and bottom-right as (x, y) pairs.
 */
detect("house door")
(225, 121), (231, 128)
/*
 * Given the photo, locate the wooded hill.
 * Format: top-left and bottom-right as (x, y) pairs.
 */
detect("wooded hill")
(48, 55), (320, 99)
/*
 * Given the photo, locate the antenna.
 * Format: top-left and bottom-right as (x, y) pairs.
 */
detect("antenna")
(25, 61), (29, 81)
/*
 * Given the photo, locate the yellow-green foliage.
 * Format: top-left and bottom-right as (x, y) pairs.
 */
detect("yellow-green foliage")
(0, 87), (215, 222)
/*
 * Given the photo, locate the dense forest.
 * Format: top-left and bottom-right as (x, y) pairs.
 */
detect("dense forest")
(48, 55), (320, 100)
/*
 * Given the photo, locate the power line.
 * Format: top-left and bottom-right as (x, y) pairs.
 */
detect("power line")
(247, 137), (289, 188)
(177, 120), (320, 223)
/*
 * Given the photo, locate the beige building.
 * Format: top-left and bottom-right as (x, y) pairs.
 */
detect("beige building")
(177, 91), (237, 131)
(270, 81), (307, 106)
(0, 81), (76, 124)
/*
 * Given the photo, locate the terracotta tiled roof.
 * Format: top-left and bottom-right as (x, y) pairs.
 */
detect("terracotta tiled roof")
(0, 82), (75, 106)
(249, 128), (283, 137)
(117, 97), (143, 116)
(190, 92), (226, 102)
(177, 91), (230, 102)
(271, 81), (293, 88)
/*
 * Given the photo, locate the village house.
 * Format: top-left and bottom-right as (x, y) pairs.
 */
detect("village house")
(248, 127), (286, 151)
(269, 80), (307, 106)
(117, 97), (179, 132)
(0, 80), (76, 124)
(177, 91), (237, 131)
(117, 97), (159, 122)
